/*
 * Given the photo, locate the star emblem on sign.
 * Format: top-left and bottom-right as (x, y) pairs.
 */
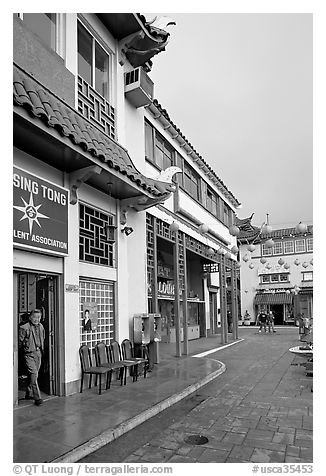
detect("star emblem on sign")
(14, 192), (49, 234)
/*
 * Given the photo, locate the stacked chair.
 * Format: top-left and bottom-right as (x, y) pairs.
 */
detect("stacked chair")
(121, 339), (149, 379)
(79, 344), (111, 395)
(79, 338), (152, 393)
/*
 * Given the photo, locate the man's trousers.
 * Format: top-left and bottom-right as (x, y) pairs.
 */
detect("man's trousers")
(24, 350), (42, 401)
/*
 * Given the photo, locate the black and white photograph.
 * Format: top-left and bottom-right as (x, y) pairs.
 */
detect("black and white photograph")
(9, 3), (322, 473)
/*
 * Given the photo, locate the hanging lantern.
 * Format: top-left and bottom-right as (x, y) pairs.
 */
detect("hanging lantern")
(294, 259), (300, 266)
(293, 285), (301, 295)
(265, 238), (274, 248)
(310, 259), (313, 266)
(217, 247), (224, 255)
(295, 222), (308, 234)
(231, 245), (239, 254)
(247, 244), (256, 252)
(284, 263), (290, 269)
(260, 257), (267, 264)
(266, 263), (272, 269)
(302, 262), (309, 268)
(198, 224), (209, 234)
(243, 255), (249, 262)
(278, 258), (285, 266)
(225, 252), (232, 259)
(249, 263), (254, 269)
(236, 262), (241, 268)
(229, 225), (240, 236)
(286, 290), (291, 294)
(262, 224), (272, 234)
(169, 221), (179, 233)
(207, 247), (214, 256)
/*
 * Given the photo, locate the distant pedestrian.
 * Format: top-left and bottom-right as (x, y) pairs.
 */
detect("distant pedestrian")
(267, 311), (276, 333)
(258, 310), (267, 333)
(18, 309), (45, 406)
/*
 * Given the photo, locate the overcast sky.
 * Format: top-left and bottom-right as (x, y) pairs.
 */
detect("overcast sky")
(146, 13), (312, 230)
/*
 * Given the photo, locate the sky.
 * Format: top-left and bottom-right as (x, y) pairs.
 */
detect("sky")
(145, 13), (313, 230)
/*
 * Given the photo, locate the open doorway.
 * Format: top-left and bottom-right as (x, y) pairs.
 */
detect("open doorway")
(16, 272), (57, 403)
(269, 304), (284, 325)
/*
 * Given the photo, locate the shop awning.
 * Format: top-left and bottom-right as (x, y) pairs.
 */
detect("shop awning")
(254, 293), (293, 305)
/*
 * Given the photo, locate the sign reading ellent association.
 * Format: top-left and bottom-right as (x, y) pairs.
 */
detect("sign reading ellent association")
(13, 167), (68, 255)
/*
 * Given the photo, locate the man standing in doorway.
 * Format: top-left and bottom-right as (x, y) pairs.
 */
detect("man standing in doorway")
(19, 309), (45, 406)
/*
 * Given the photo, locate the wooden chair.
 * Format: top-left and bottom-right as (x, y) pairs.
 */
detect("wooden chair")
(121, 339), (149, 379)
(79, 344), (110, 395)
(94, 342), (125, 387)
(109, 340), (138, 385)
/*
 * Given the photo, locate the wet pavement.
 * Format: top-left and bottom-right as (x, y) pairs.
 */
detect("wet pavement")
(13, 334), (228, 463)
(13, 327), (312, 464)
(102, 327), (312, 464)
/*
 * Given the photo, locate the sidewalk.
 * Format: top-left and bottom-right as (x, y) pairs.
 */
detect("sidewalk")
(14, 327), (310, 464)
(13, 334), (234, 463)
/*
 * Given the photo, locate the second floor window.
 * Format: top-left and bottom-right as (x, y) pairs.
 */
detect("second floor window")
(206, 187), (217, 215)
(184, 162), (201, 201)
(295, 239), (306, 253)
(145, 121), (173, 170)
(283, 240), (294, 254)
(262, 244), (273, 256)
(273, 241), (283, 255)
(306, 238), (313, 252)
(78, 22), (110, 100)
(302, 271), (313, 281)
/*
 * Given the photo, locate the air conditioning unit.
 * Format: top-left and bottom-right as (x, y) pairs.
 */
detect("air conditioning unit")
(125, 68), (154, 108)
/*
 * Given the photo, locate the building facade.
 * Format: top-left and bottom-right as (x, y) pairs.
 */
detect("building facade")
(237, 217), (313, 325)
(13, 13), (241, 406)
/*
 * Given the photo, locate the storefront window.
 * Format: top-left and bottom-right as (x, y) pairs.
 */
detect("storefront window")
(79, 280), (115, 349)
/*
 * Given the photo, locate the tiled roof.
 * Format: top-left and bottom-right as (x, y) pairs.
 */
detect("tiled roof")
(236, 215), (313, 243)
(235, 214), (261, 242)
(260, 225), (313, 240)
(13, 66), (173, 198)
(147, 99), (241, 208)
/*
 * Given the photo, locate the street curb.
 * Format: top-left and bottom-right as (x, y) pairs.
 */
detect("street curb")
(51, 360), (226, 463)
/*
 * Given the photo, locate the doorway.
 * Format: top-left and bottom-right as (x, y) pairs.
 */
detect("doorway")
(269, 304), (284, 325)
(16, 272), (57, 402)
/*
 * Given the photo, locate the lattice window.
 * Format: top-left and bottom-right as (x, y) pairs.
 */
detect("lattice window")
(156, 219), (176, 242)
(78, 76), (115, 139)
(146, 214), (155, 298)
(79, 203), (115, 267)
(177, 231), (185, 291)
(79, 279), (115, 349)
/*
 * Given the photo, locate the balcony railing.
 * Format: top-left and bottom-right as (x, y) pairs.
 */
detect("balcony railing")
(77, 76), (115, 139)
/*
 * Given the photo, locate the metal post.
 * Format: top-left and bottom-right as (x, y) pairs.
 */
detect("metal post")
(182, 233), (189, 355)
(219, 256), (227, 344)
(152, 217), (158, 313)
(231, 263), (239, 339)
(173, 233), (182, 357)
